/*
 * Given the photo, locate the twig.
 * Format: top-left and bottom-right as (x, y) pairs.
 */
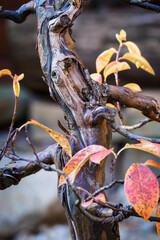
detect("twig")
(111, 122), (160, 143)
(127, 1), (160, 12)
(93, 180), (124, 196)
(25, 125), (41, 165)
(0, 2), (35, 23)
(0, 96), (18, 160)
(121, 118), (152, 130)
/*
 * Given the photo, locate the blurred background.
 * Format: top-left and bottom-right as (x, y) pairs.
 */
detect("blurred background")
(0, 0), (160, 239)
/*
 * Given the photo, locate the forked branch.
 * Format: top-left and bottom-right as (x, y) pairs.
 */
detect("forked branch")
(0, 143), (57, 190)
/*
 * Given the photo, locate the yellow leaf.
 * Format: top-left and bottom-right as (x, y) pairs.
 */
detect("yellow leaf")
(120, 29), (127, 41)
(90, 73), (102, 83)
(106, 103), (117, 110)
(0, 69), (12, 78)
(13, 78), (20, 97)
(96, 48), (116, 73)
(16, 73), (24, 81)
(124, 41), (141, 56)
(123, 83), (142, 93)
(103, 61), (130, 79)
(122, 52), (155, 75)
(19, 120), (72, 157)
(115, 34), (122, 44)
(120, 139), (160, 157)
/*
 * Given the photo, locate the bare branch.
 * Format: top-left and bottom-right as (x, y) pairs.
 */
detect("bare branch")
(0, 1), (35, 23)
(0, 143), (58, 190)
(102, 85), (160, 122)
(111, 122), (160, 143)
(121, 118), (152, 130)
(122, 0), (160, 12)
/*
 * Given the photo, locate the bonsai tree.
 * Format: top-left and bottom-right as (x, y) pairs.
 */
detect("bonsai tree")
(0, 0), (160, 239)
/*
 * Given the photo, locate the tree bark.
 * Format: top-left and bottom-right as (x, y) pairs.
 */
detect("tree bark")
(35, 0), (119, 239)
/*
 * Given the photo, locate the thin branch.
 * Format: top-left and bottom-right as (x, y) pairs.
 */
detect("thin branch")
(0, 144), (57, 190)
(0, 1), (35, 23)
(93, 180), (124, 196)
(111, 122), (160, 143)
(121, 118), (152, 130)
(0, 96), (18, 160)
(124, 1), (160, 12)
(25, 125), (41, 165)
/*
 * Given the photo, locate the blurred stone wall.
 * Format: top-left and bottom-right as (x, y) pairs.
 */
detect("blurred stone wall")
(3, 3), (160, 94)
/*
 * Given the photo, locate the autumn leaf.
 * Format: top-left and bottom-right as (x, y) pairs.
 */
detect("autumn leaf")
(115, 29), (127, 44)
(19, 119), (72, 157)
(120, 29), (127, 41)
(156, 205), (160, 237)
(103, 61), (130, 79)
(145, 160), (160, 170)
(106, 103), (117, 110)
(81, 193), (106, 208)
(124, 163), (159, 221)
(0, 69), (12, 78)
(96, 48), (116, 73)
(13, 74), (24, 97)
(115, 34), (122, 44)
(124, 41), (141, 56)
(58, 145), (113, 186)
(120, 139), (160, 157)
(90, 73), (102, 83)
(122, 52), (155, 75)
(123, 83), (142, 93)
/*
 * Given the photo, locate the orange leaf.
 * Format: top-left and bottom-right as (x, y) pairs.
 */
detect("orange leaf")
(144, 160), (160, 170)
(81, 193), (106, 208)
(0, 69), (12, 78)
(106, 103), (117, 110)
(121, 139), (160, 157)
(90, 73), (102, 83)
(122, 52), (155, 75)
(59, 145), (113, 186)
(124, 163), (159, 221)
(123, 83), (142, 93)
(156, 205), (160, 237)
(103, 61), (130, 79)
(96, 48), (116, 73)
(19, 119), (72, 157)
(124, 41), (141, 56)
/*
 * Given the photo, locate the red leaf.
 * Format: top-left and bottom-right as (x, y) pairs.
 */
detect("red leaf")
(81, 193), (106, 208)
(124, 163), (159, 221)
(58, 145), (113, 186)
(90, 148), (113, 164)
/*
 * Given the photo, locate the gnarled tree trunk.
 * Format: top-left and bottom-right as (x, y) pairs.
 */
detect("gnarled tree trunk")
(36, 0), (119, 239)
